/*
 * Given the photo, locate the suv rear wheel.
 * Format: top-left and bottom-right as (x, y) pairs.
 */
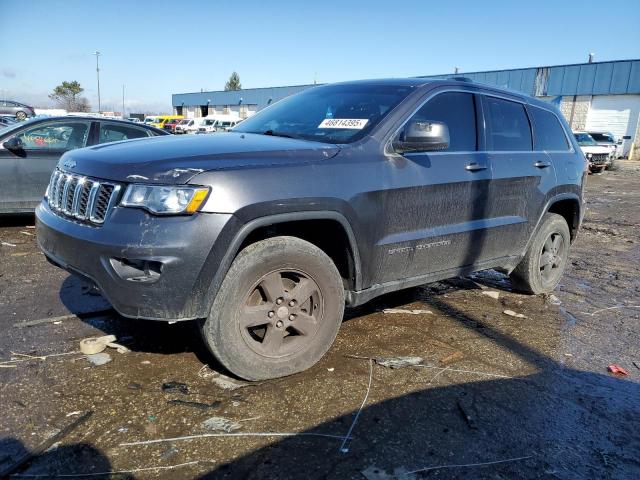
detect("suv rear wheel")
(202, 236), (345, 380)
(510, 213), (570, 294)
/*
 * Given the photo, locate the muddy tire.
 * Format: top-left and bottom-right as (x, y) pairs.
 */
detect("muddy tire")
(510, 213), (570, 294)
(201, 236), (345, 381)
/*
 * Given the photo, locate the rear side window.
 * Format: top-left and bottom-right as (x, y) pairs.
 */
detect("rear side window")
(408, 92), (477, 151)
(99, 123), (151, 143)
(529, 107), (569, 151)
(484, 97), (532, 151)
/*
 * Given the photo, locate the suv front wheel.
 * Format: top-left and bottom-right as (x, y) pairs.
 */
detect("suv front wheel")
(510, 213), (570, 294)
(202, 236), (345, 380)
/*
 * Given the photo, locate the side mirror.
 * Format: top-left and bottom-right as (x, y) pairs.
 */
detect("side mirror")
(393, 120), (449, 153)
(3, 137), (24, 152)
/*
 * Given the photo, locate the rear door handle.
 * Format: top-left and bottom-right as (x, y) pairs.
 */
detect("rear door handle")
(465, 163), (487, 172)
(534, 161), (551, 168)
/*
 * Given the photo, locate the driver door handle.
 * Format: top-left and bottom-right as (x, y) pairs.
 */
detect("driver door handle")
(465, 163), (487, 172)
(534, 161), (551, 168)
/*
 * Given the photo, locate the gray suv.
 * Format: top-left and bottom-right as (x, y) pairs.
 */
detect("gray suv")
(36, 78), (586, 380)
(0, 100), (35, 120)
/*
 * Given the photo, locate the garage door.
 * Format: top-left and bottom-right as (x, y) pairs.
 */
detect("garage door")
(586, 95), (640, 156)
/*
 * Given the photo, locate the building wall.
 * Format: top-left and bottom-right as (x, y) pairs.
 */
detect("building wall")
(558, 95), (592, 130)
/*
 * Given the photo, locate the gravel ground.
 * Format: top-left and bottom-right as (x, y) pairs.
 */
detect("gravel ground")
(0, 162), (639, 479)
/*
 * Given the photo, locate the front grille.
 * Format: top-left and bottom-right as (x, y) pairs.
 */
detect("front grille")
(47, 170), (121, 225)
(590, 153), (609, 164)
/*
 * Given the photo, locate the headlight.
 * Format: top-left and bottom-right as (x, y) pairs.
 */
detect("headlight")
(587, 153), (593, 159)
(121, 184), (209, 215)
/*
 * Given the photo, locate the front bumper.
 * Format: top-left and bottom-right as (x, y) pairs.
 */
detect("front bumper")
(36, 201), (233, 321)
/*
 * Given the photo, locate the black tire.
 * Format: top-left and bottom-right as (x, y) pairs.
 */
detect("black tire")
(15, 111), (27, 121)
(510, 213), (570, 294)
(202, 236), (345, 380)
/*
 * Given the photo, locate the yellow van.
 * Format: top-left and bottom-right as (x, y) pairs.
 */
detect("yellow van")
(151, 115), (183, 129)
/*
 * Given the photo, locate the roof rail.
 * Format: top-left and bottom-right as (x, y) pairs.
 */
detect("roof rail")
(449, 76), (473, 82)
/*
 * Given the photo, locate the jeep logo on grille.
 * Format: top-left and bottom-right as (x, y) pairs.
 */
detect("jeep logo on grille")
(61, 159), (76, 169)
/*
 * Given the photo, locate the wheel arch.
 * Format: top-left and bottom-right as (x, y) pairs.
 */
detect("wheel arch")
(546, 194), (581, 241)
(200, 211), (362, 317)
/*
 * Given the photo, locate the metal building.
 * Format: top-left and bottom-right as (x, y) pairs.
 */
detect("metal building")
(172, 59), (640, 157)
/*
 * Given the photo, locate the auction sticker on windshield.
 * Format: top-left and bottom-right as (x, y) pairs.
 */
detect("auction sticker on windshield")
(318, 118), (368, 129)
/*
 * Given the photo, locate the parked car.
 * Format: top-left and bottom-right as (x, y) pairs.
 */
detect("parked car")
(0, 115), (18, 127)
(0, 100), (35, 120)
(149, 115), (183, 129)
(143, 116), (160, 126)
(36, 78), (586, 380)
(128, 118), (143, 123)
(162, 118), (182, 133)
(196, 115), (241, 134)
(0, 116), (168, 213)
(174, 118), (201, 134)
(588, 131), (621, 167)
(574, 131), (610, 173)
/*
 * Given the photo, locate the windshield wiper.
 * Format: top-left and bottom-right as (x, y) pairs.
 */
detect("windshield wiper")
(261, 130), (298, 139)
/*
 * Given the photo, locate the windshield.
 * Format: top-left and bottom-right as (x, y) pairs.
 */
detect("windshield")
(233, 83), (415, 144)
(589, 132), (614, 143)
(204, 119), (216, 126)
(574, 133), (597, 146)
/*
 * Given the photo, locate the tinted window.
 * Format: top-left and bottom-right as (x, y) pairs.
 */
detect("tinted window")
(529, 107), (569, 151)
(484, 97), (532, 151)
(407, 92), (477, 151)
(589, 132), (614, 142)
(15, 121), (90, 150)
(99, 123), (150, 143)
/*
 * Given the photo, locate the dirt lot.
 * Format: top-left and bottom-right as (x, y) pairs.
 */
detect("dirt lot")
(1, 163), (639, 479)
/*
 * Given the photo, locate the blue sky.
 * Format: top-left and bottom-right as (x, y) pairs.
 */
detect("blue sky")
(2, 0), (639, 113)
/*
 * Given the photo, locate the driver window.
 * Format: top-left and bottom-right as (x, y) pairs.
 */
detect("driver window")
(14, 122), (90, 151)
(406, 92), (477, 151)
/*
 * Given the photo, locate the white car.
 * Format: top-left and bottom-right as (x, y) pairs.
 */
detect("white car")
(196, 115), (241, 134)
(574, 132), (611, 173)
(588, 132), (621, 160)
(175, 118), (202, 134)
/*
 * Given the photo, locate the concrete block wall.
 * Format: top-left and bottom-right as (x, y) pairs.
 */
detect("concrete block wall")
(559, 95), (592, 130)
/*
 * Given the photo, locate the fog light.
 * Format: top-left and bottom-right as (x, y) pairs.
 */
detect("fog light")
(110, 258), (163, 282)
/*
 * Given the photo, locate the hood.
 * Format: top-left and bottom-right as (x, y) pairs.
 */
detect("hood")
(57, 133), (340, 184)
(578, 145), (610, 154)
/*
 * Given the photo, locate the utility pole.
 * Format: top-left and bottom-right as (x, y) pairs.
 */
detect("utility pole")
(122, 84), (125, 119)
(93, 51), (101, 113)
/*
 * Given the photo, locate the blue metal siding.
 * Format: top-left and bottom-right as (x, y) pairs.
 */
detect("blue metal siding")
(174, 60), (640, 108)
(417, 60), (640, 97)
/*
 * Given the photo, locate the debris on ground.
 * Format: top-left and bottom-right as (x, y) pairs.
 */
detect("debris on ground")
(375, 356), (423, 368)
(198, 365), (252, 390)
(1, 241), (17, 247)
(86, 352), (112, 366)
(162, 381), (189, 395)
(0, 411), (92, 477)
(167, 399), (221, 410)
(361, 465), (416, 480)
(633, 361), (640, 370)
(503, 309), (526, 318)
(160, 447), (179, 461)
(546, 294), (562, 305)
(13, 309), (114, 328)
(382, 308), (432, 315)
(607, 364), (629, 376)
(202, 416), (242, 433)
(80, 334), (129, 355)
(440, 350), (465, 365)
(481, 290), (500, 299)
(457, 394), (478, 430)
(20, 231), (35, 237)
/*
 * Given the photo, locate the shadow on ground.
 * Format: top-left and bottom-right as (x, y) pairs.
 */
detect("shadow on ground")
(8, 278), (635, 479)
